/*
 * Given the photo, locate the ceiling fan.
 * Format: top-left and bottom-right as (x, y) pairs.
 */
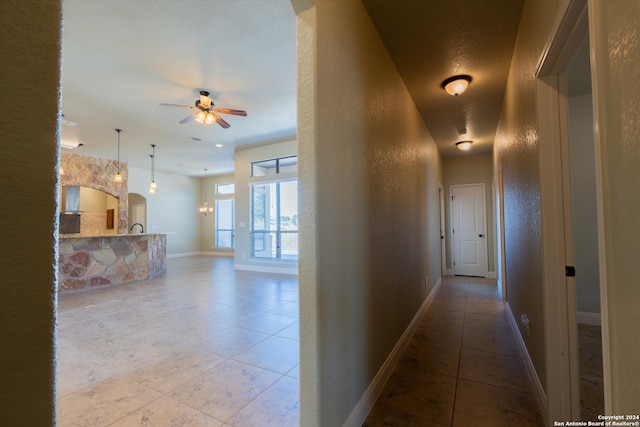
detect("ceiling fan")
(160, 90), (247, 129)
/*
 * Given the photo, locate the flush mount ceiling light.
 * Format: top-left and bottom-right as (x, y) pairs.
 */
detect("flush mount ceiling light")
(441, 75), (472, 96)
(113, 129), (123, 183)
(456, 140), (473, 151)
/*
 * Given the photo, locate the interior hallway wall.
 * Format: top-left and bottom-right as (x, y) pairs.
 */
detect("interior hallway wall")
(495, 0), (640, 413)
(295, 1), (443, 425)
(590, 0), (640, 412)
(0, 1), (61, 425)
(493, 0), (567, 394)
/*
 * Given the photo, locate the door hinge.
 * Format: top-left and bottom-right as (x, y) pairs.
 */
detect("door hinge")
(565, 266), (576, 277)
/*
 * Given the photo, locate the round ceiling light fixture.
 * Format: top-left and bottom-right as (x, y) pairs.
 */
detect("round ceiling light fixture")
(441, 75), (472, 96)
(456, 140), (473, 151)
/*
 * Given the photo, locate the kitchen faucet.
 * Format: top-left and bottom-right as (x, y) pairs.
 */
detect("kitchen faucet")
(130, 223), (144, 233)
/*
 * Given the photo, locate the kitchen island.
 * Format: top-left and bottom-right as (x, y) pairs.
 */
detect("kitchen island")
(58, 233), (166, 293)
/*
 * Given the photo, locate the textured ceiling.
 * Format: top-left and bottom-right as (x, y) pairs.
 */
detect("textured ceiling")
(61, 0), (297, 176)
(61, 0), (527, 177)
(363, 0), (525, 157)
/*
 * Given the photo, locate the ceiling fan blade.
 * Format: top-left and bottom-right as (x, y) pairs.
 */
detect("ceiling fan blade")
(213, 114), (231, 129)
(179, 112), (196, 124)
(213, 107), (247, 116)
(159, 103), (195, 109)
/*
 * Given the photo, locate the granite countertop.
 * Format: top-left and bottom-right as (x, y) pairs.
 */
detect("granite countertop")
(58, 232), (167, 238)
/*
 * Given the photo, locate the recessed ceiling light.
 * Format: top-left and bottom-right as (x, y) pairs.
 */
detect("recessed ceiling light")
(215, 144), (223, 148)
(441, 75), (472, 96)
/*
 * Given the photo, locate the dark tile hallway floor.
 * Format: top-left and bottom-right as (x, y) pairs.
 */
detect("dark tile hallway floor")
(364, 276), (545, 427)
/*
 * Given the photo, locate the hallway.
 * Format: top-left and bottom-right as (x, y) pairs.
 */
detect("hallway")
(364, 276), (544, 426)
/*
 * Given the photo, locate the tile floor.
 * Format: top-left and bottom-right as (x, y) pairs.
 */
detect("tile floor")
(579, 324), (604, 420)
(364, 276), (545, 427)
(58, 257), (552, 426)
(56, 256), (300, 427)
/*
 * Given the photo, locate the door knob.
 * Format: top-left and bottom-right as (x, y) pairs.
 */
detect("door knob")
(479, 234), (484, 238)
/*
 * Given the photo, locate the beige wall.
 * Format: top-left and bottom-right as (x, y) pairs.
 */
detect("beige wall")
(494, 0), (565, 394)
(296, 1), (443, 425)
(496, 0), (640, 414)
(200, 172), (235, 254)
(590, 0), (640, 412)
(0, 1), (61, 425)
(442, 154), (495, 274)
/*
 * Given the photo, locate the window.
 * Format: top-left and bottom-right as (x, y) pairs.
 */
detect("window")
(215, 183), (235, 248)
(251, 155), (297, 177)
(249, 155), (298, 261)
(250, 179), (298, 261)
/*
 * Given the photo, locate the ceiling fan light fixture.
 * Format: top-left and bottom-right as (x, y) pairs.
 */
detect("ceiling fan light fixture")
(195, 110), (207, 124)
(441, 75), (472, 96)
(456, 140), (473, 151)
(205, 113), (215, 125)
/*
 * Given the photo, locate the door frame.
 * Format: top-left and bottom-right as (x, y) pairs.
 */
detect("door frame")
(536, 0), (610, 420)
(449, 183), (488, 278)
(439, 185), (447, 276)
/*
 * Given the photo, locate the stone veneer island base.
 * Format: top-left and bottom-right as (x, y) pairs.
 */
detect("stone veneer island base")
(58, 233), (166, 293)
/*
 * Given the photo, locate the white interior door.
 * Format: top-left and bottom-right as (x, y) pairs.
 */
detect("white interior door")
(451, 184), (487, 277)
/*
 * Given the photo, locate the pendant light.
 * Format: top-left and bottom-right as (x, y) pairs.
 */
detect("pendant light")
(199, 168), (213, 216)
(113, 129), (123, 183)
(149, 144), (157, 194)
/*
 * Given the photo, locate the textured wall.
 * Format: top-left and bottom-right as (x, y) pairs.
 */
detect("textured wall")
(0, 1), (61, 425)
(296, 1), (442, 425)
(590, 0), (640, 412)
(494, 0), (564, 393)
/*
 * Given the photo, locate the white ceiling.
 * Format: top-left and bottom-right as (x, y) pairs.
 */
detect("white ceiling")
(61, 0), (526, 177)
(61, 0), (297, 177)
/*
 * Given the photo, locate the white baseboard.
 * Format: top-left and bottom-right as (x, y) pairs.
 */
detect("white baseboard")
(577, 311), (601, 326)
(486, 271), (497, 279)
(166, 252), (202, 259)
(167, 251), (234, 259)
(234, 263), (298, 275)
(506, 302), (548, 421)
(199, 251), (234, 257)
(343, 276), (443, 427)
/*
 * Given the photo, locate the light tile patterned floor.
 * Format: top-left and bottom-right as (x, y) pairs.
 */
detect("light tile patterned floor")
(364, 276), (545, 427)
(58, 258), (558, 426)
(56, 256), (299, 427)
